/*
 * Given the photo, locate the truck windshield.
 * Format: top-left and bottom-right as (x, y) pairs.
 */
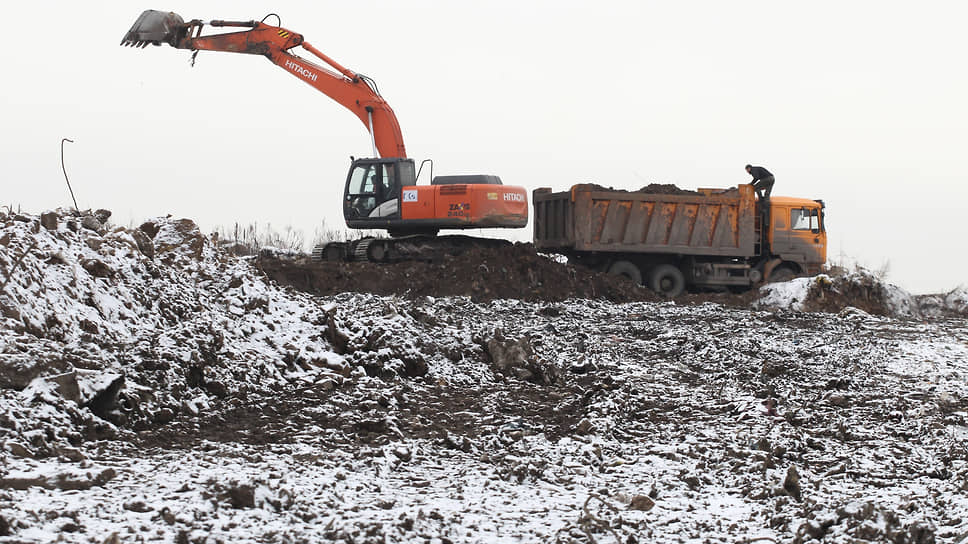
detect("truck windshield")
(791, 208), (821, 231)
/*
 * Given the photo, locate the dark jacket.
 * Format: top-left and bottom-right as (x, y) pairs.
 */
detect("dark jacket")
(748, 166), (773, 181)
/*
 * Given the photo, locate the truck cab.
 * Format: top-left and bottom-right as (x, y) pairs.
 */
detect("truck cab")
(768, 197), (827, 276)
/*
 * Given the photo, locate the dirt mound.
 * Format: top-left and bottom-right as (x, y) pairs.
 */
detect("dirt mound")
(756, 269), (923, 318)
(801, 274), (901, 316)
(636, 183), (700, 195)
(257, 243), (659, 303)
(580, 183), (700, 195)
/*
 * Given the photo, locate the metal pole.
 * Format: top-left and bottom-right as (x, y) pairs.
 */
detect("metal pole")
(61, 138), (78, 211)
(366, 108), (378, 158)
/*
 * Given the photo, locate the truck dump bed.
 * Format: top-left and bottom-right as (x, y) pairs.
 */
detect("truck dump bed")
(533, 184), (758, 257)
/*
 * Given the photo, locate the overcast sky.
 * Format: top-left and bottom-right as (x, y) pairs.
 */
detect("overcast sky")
(2, 1), (966, 293)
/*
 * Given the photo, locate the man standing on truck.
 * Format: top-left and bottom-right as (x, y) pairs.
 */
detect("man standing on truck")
(745, 164), (775, 199)
(746, 164), (775, 253)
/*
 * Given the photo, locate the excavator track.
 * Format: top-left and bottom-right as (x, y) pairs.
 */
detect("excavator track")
(312, 235), (511, 264)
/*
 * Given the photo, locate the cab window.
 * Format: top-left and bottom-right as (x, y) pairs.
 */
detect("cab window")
(791, 207), (820, 232)
(347, 164), (373, 195)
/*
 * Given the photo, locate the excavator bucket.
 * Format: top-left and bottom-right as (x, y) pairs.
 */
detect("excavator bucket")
(120, 10), (185, 48)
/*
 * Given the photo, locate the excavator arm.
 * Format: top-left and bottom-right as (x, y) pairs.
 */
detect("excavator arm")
(121, 11), (406, 159)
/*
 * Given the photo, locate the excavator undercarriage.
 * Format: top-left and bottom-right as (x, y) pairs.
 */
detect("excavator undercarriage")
(312, 235), (512, 264)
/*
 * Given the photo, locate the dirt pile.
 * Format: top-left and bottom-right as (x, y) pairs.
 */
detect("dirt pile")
(636, 183), (701, 195)
(257, 242), (658, 303)
(578, 182), (701, 195)
(801, 272), (914, 316)
(0, 208), (355, 456)
(916, 286), (968, 318)
(756, 268), (954, 319)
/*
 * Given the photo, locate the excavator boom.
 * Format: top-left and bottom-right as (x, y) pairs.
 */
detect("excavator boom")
(122, 10), (405, 158)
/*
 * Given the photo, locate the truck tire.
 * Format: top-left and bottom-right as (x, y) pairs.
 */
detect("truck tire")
(649, 264), (685, 297)
(607, 260), (642, 285)
(768, 265), (796, 283)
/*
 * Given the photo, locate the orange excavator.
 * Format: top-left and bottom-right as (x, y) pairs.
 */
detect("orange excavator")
(121, 10), (527, 261)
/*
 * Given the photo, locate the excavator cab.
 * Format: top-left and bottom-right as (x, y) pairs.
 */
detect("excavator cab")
(343, 158), (415, 225)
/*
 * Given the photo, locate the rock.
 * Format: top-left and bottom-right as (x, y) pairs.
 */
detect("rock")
(0, 514), (9, 536)
(226, 484), (255, 509)
(629, 494), (655, 511)
(402, 356), (428, 378)
(139, 220), (160, 239)
(79, 319), (99, 335)
(0, 475), (47, 490)
(152, 407), (176, 424)
(0, 355), (71, 390)
(123, 500), (153, 513)
(798, 519), (831, 540)
(575, 418), (595, 435)
(154, 218), (205, 258)
(81, 215), (104, 234)
(783, 465), (801, 501)
(94, 209), (112, 224)
(0, 298), (21, 321)
(40, 211), (58, 231)
(6, 441), (34, 458)
(681, 474), (701, 490)
(486, 330), (560, 385)
(316, 378), (338, 391)
(81, 258), (114, 278)
(85, 237), (103, 250)
(48, 370), (81, 403)
(826, 393), (850, 407)
(55, 468), (117, 491)
(131, 228), (154, 259)
(160, 508), (177, 525)
(0, 468), (116, 491)
(54, 446), (86, 462)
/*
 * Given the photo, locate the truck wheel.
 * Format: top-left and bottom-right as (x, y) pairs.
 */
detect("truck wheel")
(607, 260), (642, 285)
(768, 266), (796, 283)
(649, 264), (685, 297)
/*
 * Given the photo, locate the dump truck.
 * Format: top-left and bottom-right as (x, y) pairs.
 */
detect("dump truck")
(532, 183), (827, 297)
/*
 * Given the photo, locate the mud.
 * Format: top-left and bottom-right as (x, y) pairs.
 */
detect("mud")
(257, 243), (660, 303)
(581, 183), (701, 195)
(636, 183), (701, 195)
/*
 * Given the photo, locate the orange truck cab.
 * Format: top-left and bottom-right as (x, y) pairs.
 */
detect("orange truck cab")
(766, 197), (827, 277)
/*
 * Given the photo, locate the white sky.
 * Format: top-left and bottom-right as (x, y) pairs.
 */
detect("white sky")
(2, 1), (966, 294)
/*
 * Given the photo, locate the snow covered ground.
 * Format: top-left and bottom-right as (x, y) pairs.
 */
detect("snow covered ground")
(1, 209), (966, 543)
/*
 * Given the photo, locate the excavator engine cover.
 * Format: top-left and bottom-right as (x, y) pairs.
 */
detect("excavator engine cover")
(432, 175), (503, 186)
(121, 10), (185, 48)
